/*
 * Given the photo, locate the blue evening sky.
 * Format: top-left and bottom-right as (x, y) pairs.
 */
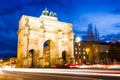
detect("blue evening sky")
(0, 0), (120, 59)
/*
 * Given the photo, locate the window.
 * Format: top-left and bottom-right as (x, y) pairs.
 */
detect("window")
(75, 48), (77, 50)
(83, 52), (85, 55)
(83, 56), (86, 59)
(79, 43), (81, 46)
(75, 52), (77, 54)
(83, 48), (85, 50)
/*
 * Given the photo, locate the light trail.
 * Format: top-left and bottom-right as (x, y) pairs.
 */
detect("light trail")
(70, 64), (120, 69)
(0, 68), (4, 74)
(1, 68), (120, 77)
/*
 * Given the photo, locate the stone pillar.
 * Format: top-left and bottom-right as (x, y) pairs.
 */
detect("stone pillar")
(23, 30), (29, 67)
(24, 28), (29, 57)
(39, 28), (45, 58)
(58, 40), (62, 58)
(38, 29), (44, 67)
(58, 39), (63, 64)
(57, 31), (63, 64)
(39, 45), (43, 58)
(38, 41), (44, 67)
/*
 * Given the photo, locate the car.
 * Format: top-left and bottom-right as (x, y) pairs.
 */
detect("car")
(65, 63), (82, 68)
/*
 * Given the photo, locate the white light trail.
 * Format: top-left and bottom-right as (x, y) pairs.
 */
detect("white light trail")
(1, 68), (120, 77)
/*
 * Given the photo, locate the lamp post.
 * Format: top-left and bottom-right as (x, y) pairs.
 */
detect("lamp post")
(86, 48), (90, 54)
(75, 36), (82, 64)
(86, 48), (90, 64)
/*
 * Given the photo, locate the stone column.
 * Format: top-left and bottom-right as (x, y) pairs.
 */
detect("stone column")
(38, 29), (44, 67)
(39, 45), (43, 58)
(24, 31), (28, 57)
(39, 28), (45, 58)
(38, 41), (44, 67)
(57, 30), (63, 64)
(58, 39), (63, 64)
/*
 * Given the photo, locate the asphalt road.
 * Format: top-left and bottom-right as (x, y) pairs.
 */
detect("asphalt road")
(0, 69), (120, 80)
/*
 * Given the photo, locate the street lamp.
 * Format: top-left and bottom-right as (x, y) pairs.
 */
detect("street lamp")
(86, 48), (90, 54)
(75, 36), (82, 64)
(85, 48), (90, 64)
(75, 36), (82, 43)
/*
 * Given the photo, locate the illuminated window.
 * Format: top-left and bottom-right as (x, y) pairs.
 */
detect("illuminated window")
(79, 52), (81, 54)
(83, 56), (86, 59)
(79, 43), (81, 46)
(75, 52), (77, 54)
(106, 50), (109, 53)
(75, 48), (77, 50)
(83, 52), (85, 54)
(83, 48), (85, 50)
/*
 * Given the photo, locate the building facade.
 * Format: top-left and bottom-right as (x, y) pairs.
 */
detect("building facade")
(17, 8), (74, 68)
(74, 41), (89, 64)
(74, 41), (100, 64)
(100, 43), (109, 64)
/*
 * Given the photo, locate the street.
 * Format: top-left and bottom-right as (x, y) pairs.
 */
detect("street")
(0, 68), (120, 80)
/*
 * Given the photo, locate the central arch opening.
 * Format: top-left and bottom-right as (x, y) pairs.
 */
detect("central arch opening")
(43, 40), (58, 67)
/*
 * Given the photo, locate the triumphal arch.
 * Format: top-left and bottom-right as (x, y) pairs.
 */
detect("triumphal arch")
(17, 8), (74, 68)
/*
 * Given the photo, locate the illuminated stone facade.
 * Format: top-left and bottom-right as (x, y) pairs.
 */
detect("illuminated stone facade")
(17, 8), (74, 68)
